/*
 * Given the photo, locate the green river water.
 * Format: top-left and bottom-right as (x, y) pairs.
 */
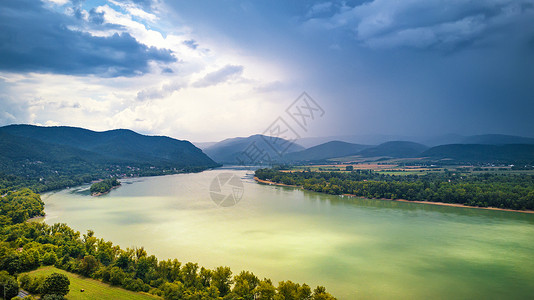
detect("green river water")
(42, 168), (534, 299)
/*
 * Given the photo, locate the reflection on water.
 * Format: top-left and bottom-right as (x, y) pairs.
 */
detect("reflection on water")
(43, 169), (534, 299)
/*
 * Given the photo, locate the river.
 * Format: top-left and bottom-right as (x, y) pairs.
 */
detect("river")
(42, 167), (534, 299)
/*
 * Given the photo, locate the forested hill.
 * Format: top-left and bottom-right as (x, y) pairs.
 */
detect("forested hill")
(359, 141), (429, 158)
(421, 144), (534, 163)
(0, 125), (219, 193)
(0, 124), (217, 166)
(282, 141), (371, 162)
(204, 134), (305, 164)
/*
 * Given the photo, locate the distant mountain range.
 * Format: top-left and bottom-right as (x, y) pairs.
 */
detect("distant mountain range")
(0, 124), (218, 170)
(278, 138), (534, 164)
(459, 134), (534, 145)
(2, 124), (533, 169)
(293, 133), (534, 148)
(281, 134), (534, 164)
(204, 134), (305, 164)
(282, 141), (371, 162)
(358, 141), (428, 158)
(421, 144), (534, 163)
(278, 141), (428, 162)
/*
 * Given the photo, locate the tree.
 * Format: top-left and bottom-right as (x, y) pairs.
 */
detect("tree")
(42, 294), (66, 300)
(109, 266), (126, 286)
(233, 271), (259, 299)
(0, 271), (19, 299)
(180, 262), (200, 289)
(162, 282), (185, 300)
(79, 255), (99, 276)
(297, 283), (312, 299)
(312, 286), (336, 300)
(254, 278), (276, 300)
(42, 252), (58, 266)
(276, 280), (299, 300)
(41, 273), (70, 297)
(211, 266), (233, 296)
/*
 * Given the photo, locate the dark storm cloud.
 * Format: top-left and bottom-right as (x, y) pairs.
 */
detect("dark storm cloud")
(0, 0), (175, 77)
(302, 0), (534, 50)
(193, 65), (244, 88)
(166, 0), (534, 137)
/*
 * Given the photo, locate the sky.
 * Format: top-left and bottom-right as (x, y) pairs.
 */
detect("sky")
(1, 0), (533, 142)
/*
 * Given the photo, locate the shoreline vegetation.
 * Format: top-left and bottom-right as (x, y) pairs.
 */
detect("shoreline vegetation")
(255, 176), (534, 214)
(0, 180), (337, 299)
(253, 173), (534, 214)
(91, 184), (121, 197)
(90, 178), (121, 196)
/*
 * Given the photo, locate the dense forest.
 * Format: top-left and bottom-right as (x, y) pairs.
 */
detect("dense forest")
(0, 125), (221, 196)
(0, 181), (336, 299)
(255, 169), (534, 210)
(90, 178), (121, 195)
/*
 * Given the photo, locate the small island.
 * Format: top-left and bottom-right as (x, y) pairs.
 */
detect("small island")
(90, 178), (121, 196)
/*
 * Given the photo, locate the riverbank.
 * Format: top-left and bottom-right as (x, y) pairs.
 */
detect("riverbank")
(254, 177), (534, 214)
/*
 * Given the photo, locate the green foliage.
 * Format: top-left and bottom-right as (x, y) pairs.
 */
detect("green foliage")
(232, 271), (259, 299)
(254, 278), (276, 300)
(19, 274), (45, 294)
(0, 221), (336, 299)
(0, 125), (220, 196)
(90, 178), (120, 195)
(211, 266), (233, 296)
(42, 294), (66, 300)
(42, 252), (58, 266)
(21, 266), (157, 300)
(79, 255), (99, 276)
(255, 168), (534, 210)
(0, 188), (44, 225)
(41, 273), (70, 296)
(109, 266), (126, 286)
(0, 270), (19, 299)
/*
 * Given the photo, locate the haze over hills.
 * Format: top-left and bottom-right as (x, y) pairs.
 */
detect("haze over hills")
(459, 134), (534, 145)
(204, 134), (305, 164)
(294, 133), (534, 148)
(357, 141), (429, 158)
(0, 125), (219, 174)
(3, 124), (534, 168)
(421, 144), (534, 163)
(282, 141), (371, 162)
(276, 138), (534, 164)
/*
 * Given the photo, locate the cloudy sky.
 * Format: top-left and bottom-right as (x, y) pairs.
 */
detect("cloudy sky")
(1, 0), (533, 142)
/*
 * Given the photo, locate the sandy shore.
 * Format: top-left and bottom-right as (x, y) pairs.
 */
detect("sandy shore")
(254, 177), (534, 214)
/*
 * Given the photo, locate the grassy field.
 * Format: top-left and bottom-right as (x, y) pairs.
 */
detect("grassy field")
(22, 266), (160, 300)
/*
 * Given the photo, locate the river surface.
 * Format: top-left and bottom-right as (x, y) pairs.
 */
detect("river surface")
(42, 167), (534, 299)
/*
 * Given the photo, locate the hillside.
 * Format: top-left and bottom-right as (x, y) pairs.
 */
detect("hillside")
(0, 130), (105, 163)
(358, 141), (428, 158)
(204, 134), (305, 164)
(283, 141), (370, 162)
(460, 134), (534, 145)
(1, 124), (216, 167)
(0, 125), (219, 191)
(421, 144), (534, 163)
